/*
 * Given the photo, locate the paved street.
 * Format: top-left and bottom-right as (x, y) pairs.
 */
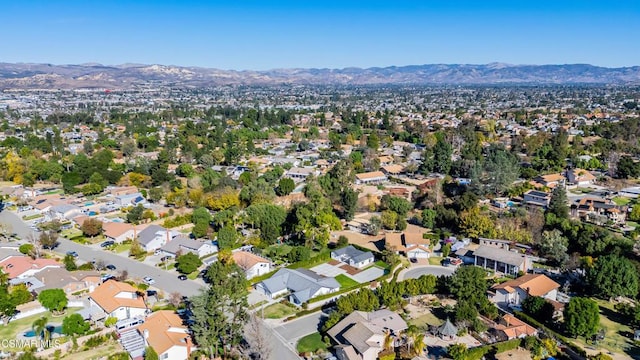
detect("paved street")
(245, 317), (301, 360)
(399, 265), (455, 281)
(0, 210), (204, 297)
(272, 311), (326, 345)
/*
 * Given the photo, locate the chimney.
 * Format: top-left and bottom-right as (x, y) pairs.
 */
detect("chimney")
(143, 329), (149, 340)
(166, 229), (171, 244)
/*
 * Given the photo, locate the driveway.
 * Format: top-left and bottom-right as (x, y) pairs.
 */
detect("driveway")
(310, 263), (346, 277)
(0, 210), (205, 297)
(272, 311), (326, 344)
(350, 266), (385, 283)
(399, 265), (455, 281)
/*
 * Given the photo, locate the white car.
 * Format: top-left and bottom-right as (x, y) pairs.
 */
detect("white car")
(143, 277), (155, 285)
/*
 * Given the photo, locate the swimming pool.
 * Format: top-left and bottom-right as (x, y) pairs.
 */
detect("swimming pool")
(24, 325), (62, 338)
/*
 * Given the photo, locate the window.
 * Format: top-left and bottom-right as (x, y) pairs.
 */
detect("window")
(160, 353), (169, 360)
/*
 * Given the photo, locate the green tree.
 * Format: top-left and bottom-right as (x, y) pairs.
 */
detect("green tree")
(630, 204), (640, 222)
(586, 254), (639, 298)
(447, 343), (468, 360)
(217, 224), (239, 250)
(381, 210), (398, 230)
(546, 185), (569, 221)
(245, 204), (287, 244)
(459, 207), (493, 239)
(421, 208), (437, 229)
(126, 204), (145, 224)
(175, 253), (203, 274)
(276, 177), (295, 196)
(61, 313), (90, 336)
(288, 246), (311, 262)
(380, 195), (412, 217)
(144, 346), (159, 360)
(448, 265), (488, 306)
(32, 316), (50, 341)
(616, 156), (640, 179)
(38, 289), (68, 315)
(564, 297), (600, 338)
(538, 230), (569, 266)
(441, 243), (451, 258)
(63, 254), (77, 271)
(191, 260), (249, 358)
(19, 244), (34, 256)
(81, 218), (103, 238)
(433, 133), (453, 174)
(341, 188), (358, 221)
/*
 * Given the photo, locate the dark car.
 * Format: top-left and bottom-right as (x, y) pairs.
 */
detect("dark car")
(105, 264), (116, 271)
(66, 251), (78, 258)
(42, 241), (59, 250)
(100, 240), (115, 248)
(178, 274), (188, 281)
(146, 290), (158, 297)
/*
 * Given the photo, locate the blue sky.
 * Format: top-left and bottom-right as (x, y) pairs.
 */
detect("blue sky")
(1, 0), (638, 69)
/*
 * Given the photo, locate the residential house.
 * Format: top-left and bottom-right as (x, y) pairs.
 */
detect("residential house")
(473, 245), (531, 275)
(159, 235), (217, 258)
(138, 310), (193, 360)
(489, 274), (560, 306)
(381, 165), (404, 177)
(0, 256), (62, 279)
(355, 171), (388, 185)
(572, 197), (627, 225)
(491, 314), (538, 341)
(232, 251), (271, 279)
(534, 173), (565, 188)
(255, 268), (340, 305)
(285, 167), (316, 182)
(385, 231), (431, 259)
(327, 309), (407, 360)
(479, 238), (512, 250)
(49, 204), (83, 221)
(88, 281), (148, 321)
(35, 268), (100, 295)
(331, 246), (374, 269)
(115, 192), (145, 207)
(523, 190), (551, 207)
(138, 225), (179, 252)
(565, 168), (596, 186)
(103, 222), (138, 243)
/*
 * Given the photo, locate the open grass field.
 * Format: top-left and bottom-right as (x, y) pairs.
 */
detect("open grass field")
(408, 311), (443, 330)
(296, 332), (327, 353)
(335, 274), (359, 288)
(429, 256), (443, 265)
(612, 197), (631, 206)
(571, 299), (640, 359)
(262, 303), (297, 319)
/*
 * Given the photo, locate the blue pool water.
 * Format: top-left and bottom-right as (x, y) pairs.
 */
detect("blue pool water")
(24, 325), (62, 338)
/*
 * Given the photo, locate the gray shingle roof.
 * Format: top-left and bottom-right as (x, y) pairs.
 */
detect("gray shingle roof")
(473, 245), (527, 266)
(137, 225), (166, 246)
(259, 268), (340, 303)
(332, 245), (374, 264)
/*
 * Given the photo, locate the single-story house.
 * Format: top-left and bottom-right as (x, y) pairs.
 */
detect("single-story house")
(115, 192), (146, 207)
(489, 273), (560, 306)
(0, 256), (62, 279)
(327, 309), (407, 360)
(158, 235), (217, 258)
(232, 251), (271, 279)
(35, 268), (100, 295)
(255, 268), (340, 305)
(285, 167), (316, 182)
(49, 204), (83, 221)
(385, 231), (431, 259)
(331, 246), (374, 269)
(523, 190), (551, 207)
(355, 171), (388, 185)
(473, 245), (531, 275)
(103, 222), (139, 243)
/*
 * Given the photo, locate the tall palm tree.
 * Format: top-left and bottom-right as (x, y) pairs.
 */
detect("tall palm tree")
(32, 316), (49, 341)
(405, 325), (424, 356)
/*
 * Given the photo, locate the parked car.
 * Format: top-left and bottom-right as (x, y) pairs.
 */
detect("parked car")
(101, 274), (115, 282)
(143, 276), (155, 285)
(66, 251), (78, 258)
(178, 274), (187, 281)
(105, 264), (116, 271)
(146, 290), (158, 297)
(100, 240), (115, 248)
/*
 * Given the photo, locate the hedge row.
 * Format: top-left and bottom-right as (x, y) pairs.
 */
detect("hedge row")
(514, 311), (587, 358)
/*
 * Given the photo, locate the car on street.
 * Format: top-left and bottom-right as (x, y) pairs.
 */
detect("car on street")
(100, 240), (115, 248)
(105, 264), (116, 271)
(146, 290), (158, 297)
(66, 251), (78, 258)
(143, 276), (155, 285)
(178, 274), (187, 281)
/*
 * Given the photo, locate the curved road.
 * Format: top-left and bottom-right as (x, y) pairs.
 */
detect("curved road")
(0, 210), (204, 297)
(399, 265), (455, 281)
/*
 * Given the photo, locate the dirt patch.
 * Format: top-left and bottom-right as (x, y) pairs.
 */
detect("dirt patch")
(495, 348), (533, 360)
(328, 259), (341, 266)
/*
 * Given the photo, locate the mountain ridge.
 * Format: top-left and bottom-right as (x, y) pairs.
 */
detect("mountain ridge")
(0, 62), (639, 89)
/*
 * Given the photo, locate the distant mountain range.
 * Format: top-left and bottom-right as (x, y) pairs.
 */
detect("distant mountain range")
(0, 62), (639, 89)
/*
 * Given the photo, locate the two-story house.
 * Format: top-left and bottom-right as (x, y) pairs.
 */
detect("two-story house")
(138, 310), (194, 360)
(489, 273), (560, 306)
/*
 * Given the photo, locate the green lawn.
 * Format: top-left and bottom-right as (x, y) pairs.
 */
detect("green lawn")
(571, 299), (640, 358)
(111, 243), (131, 253)
(335, 274), (359, 288)
(428, 256), (443, 265)
(262, 303), (297, 319)
(296, 332), (328, 354)
(612, 197), (631, 206)
(374, 260), (391, 270)
(408, 311), (443, 330)
(61, 228), (83, 239)
(0, 308), (83, 349)
(187, 271), (199, 280)
(626, 221), (639, 229)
